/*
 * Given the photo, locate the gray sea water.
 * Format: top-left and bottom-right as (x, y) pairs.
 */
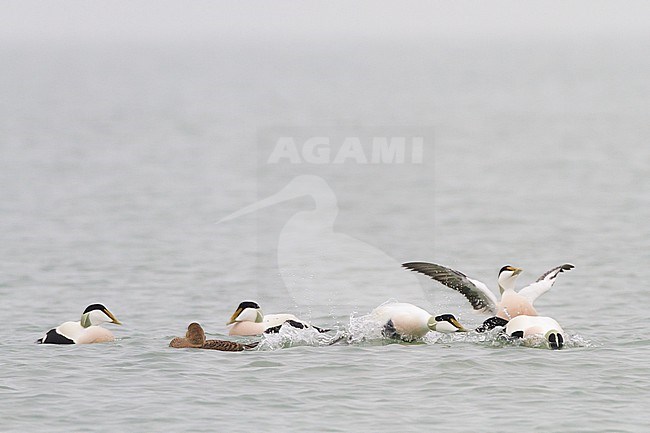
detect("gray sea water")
(2, 3), (650, 432)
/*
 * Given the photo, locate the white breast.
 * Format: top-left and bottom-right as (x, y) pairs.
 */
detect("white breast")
(74, 326), (115, 344)
(228, 321), (266, 336)
(498, 292), (538, 319)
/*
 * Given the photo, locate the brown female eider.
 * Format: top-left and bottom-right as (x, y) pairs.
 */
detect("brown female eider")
(170, 323), (258, 351)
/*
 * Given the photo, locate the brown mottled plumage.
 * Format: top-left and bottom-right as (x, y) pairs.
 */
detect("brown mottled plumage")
(202, 339), (259, 352)
(170, 322), (258, 351)
(169, 322), (205, 348)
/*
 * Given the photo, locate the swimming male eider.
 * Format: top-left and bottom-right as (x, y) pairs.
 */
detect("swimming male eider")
(370, 302), (467, 341)
(505, 315), (566, 350)
(170, 323), (258, 351)
(403, 263), (574, 320)
(37, 304), (121, 344)
(227, 301), (329, 336)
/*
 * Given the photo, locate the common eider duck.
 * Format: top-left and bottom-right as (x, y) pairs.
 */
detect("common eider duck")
(37, 304), (121, 344)
(370, 302), (467, 341)
(170, 323), (258, 351)
(505, 315), (566, 350)
(227, 301), (329, 336)
(403, 263), (574, 320)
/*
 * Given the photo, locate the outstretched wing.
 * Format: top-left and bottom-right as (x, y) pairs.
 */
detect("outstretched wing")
(518, 264), (575, 303)
(402, 262), (498, 313)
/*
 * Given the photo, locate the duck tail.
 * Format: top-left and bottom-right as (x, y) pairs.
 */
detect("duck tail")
(547, 331), (564, 350)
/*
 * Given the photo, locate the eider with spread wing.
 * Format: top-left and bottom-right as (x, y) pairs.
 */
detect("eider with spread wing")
(402, 263), (574, 320)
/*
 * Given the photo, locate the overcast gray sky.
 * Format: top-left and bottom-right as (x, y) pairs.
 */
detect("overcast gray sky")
(2, 0), (650, 44)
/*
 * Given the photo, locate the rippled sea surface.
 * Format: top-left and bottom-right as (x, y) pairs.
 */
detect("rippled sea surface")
(2, 8), (650, 433)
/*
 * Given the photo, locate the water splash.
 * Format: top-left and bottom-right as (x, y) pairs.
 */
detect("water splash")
(333, 308), (452, 346)
(256, 323), (343, 350)
(452, 329), (597, 350)
(344, 312), (385, 344)
(243, 312), (595, 351)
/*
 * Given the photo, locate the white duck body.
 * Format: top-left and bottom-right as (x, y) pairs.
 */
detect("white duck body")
(227, 313), (304, 336)
(54, 322), (117, 344)
(227, 301), (324, 336)
(38, 304), (121, 345)
(371, 302), (465, 341)
(371, 303), (432, 339)
(263, 313), (302, 327)
(505, 315), (566, 349)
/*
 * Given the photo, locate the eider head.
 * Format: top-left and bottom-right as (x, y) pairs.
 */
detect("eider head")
(497, 265), (523, 294)
(80, 304), (122, 328)
(186, 323), (206, 346)
(227, 301), (263, 325)
(428, 314), (468, 333)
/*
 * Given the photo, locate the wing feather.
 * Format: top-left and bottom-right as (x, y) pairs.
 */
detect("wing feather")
(402, 262), (498, 313)
(202, 339), (259, 351)
(518, 263), (574, 303)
